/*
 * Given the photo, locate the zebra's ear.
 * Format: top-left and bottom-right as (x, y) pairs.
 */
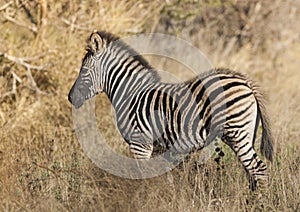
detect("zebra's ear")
(88, 31), (105, 53)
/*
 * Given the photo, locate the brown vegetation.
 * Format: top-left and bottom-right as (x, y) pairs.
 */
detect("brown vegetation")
(0, 0), (300, 211)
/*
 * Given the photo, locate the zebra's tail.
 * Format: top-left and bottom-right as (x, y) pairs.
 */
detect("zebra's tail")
(250, 83), (274, 162)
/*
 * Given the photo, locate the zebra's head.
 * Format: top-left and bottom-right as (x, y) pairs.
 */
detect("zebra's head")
(68, 31), (107, 109)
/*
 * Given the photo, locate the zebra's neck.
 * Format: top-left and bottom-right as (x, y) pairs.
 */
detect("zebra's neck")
(100, 46), (160, 111)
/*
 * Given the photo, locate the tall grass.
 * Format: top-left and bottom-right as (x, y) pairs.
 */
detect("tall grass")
(0, 0), (300, 211)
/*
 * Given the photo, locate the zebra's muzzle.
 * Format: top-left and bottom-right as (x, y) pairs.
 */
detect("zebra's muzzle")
(68, 87), (85, 109)
(68, 79), (88, 109)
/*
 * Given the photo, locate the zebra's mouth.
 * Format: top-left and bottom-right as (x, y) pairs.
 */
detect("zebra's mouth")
(73, 100), (84, 109)
(68, 89), (85, 109)
(69, 97), (85, 109)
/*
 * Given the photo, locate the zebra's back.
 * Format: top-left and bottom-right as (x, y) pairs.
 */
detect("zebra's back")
(133, 68), (260, 155)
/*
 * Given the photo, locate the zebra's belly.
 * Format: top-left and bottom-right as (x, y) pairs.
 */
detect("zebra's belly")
(151, 131), (207, 157)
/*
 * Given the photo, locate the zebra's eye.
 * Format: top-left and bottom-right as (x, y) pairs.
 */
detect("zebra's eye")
(81, 69), (88, 74)
(80, 68), (90, 76)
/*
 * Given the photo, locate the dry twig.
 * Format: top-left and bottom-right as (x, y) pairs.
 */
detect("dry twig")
(2, 52), (46, 71)
(32, 161), (59, 178)
(61, 18), (91, 31)
(0, 70), (22, 99)
(26, 67), (46, 95)
(3, 13), (37, 33)
(0, 1), (13, 11)
(0, 52), (49, 96)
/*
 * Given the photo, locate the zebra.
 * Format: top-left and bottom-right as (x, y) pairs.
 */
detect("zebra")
(68, 31), (274, 191)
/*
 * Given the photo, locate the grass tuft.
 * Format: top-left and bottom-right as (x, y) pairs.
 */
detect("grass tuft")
(0, 0), (300, 211)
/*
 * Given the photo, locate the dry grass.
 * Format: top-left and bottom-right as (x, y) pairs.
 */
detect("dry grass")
(0, 0), (300, 211)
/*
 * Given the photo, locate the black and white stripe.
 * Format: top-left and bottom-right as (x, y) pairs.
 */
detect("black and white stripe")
(68, 31), (274, 191)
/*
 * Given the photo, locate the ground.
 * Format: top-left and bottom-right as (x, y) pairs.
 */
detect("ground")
(0, 0), (300, 211)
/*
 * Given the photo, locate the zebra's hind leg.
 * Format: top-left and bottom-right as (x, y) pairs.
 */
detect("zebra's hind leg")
(223, 131), (269, 191)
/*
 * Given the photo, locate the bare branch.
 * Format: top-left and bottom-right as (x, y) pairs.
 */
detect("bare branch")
(11, 70), (22, 83)
(18, 51), (52, 62)
(1, 52), (47, 71)
(1, 90), (15, 99)
(26, 67), (47, 95)
(0, 52), (49, 96)
(19, 0), (37, 25)
(0, 1), (13, 11)
(0, 71), (21, 98)
(61, 18), (91, 31)
(3, 13), (37, 33)
(32, 161), (59, 178)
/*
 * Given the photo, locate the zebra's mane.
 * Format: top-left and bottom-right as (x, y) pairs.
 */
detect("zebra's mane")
(86, 31), (160, 80)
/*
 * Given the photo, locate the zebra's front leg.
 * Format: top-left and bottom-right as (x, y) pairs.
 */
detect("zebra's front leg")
(129, 140), (153, 160)
(128, 140), (154, 179)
